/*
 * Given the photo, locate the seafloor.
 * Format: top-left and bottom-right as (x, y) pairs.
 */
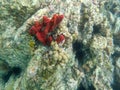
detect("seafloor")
(0, 0), (120, 90)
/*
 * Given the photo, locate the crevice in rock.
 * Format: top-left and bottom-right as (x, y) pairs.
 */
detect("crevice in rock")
(2, 66), (22, 83)
(113, 33), (120, 46)
(72, 40), (92, 64)
(93, 24), (101, 34)
(77, 81), (95, 90)
(111, 51), (120, 90)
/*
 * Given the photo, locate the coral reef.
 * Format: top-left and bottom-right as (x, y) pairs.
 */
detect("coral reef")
(0, 0), (120, 90)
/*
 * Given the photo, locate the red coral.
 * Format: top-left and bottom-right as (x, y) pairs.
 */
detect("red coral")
(56, 34), (65, 44)
(29, 14), (65, 46)
(46, 36), (53, 45)
(49, 14), (64, 32)
(29, 21), (42, 35)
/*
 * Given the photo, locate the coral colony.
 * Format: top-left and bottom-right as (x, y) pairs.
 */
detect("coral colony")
(29, 14), (65, 46)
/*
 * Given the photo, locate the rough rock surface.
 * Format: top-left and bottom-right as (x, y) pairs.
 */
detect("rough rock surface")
(0, 0), (120, 90)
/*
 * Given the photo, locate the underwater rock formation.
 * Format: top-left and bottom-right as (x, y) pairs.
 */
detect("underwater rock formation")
(0, 0), (120, 90)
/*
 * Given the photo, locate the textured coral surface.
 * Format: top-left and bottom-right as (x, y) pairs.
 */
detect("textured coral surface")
(0, 0), (120, 90)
